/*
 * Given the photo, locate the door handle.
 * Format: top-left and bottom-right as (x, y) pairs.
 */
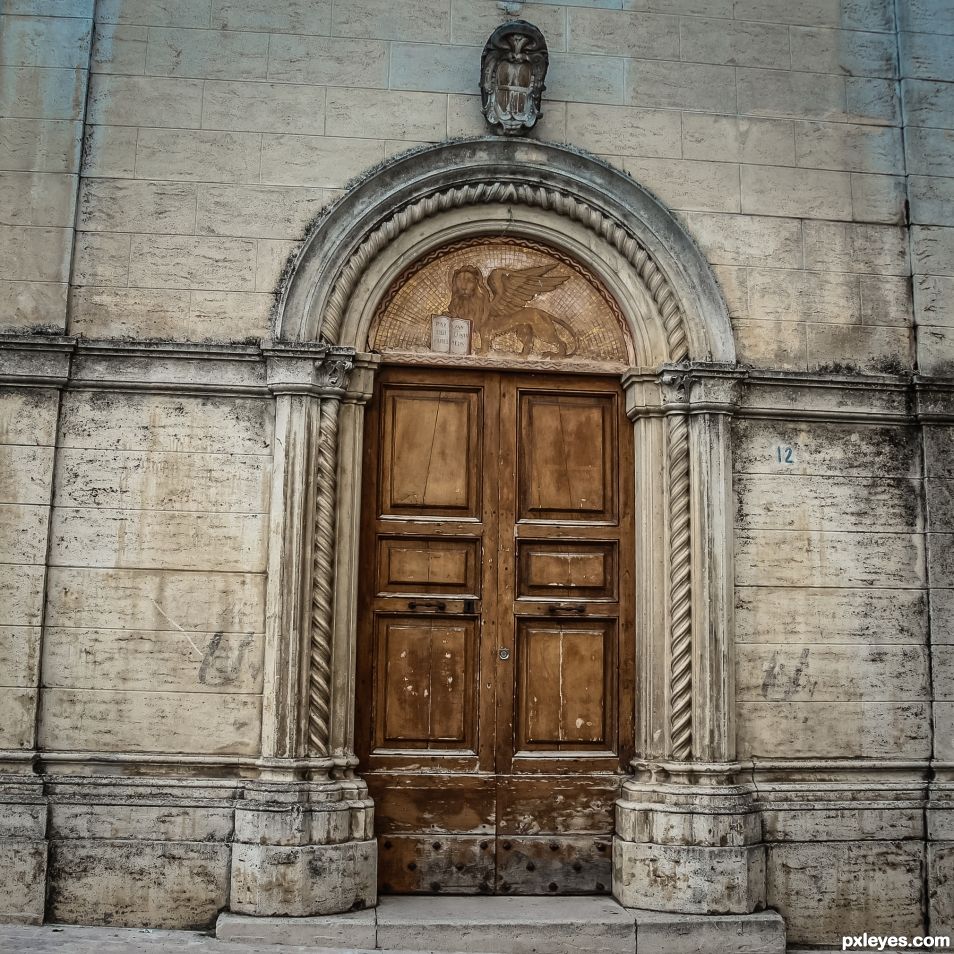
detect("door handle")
(408, 600), (447, 612)
(548, 603), (585, 615)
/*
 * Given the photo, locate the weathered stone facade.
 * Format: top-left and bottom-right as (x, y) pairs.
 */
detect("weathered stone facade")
(0, 0), (952, 947)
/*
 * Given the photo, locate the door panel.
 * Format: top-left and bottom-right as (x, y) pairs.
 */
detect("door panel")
(369, 774), (496, 834)
(517, 540), (617, 600)
(496, 776), (619, 834)
(516, 619), (614, 751)
(379, 836), (495, 896)
(376, 616), (476, 750)
(517, 392), (616, 522)
(378, 537), (481, 595)
(496, 836), (612, 895)
(381, 388), (481, 517)
(357, 367), (634, 895)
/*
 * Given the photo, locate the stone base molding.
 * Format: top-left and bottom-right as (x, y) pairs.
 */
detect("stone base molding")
(0, 772), (376, 927)
(229, 779), (376, 918)
(613, 764), (765, 914)
(929, 782), (954, 936)
(0, 776), (47, 925)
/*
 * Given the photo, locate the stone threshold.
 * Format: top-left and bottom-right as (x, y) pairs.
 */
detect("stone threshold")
(217, 896), (787, 954)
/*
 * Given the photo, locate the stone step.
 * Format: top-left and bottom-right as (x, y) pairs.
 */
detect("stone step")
(377, 896), (634, 954)
(217, 896), (787, 954)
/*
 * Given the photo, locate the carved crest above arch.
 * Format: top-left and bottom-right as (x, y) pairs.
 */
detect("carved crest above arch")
(369, 237), (634, 372)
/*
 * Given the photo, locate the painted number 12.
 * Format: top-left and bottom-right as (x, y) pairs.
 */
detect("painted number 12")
(776, 446), (795, 464)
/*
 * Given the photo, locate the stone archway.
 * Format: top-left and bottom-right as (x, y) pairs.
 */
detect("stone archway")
(230, 139), (759, 918)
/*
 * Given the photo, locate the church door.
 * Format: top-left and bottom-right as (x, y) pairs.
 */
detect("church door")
(356, 364), (635, 894)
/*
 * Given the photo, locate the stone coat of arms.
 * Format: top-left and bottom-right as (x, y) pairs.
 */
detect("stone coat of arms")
(480, 21), (549, 135)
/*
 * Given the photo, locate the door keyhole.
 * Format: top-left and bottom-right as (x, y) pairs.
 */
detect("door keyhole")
(498, 648), (511, 661)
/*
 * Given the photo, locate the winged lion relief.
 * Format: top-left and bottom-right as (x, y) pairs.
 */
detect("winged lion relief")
(447, 263), (576, 357)
(369, 238), (632, 368)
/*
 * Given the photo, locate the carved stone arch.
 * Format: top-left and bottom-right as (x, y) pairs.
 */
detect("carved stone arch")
(243, 139), (759, 921)
(277, 139), (735, 366)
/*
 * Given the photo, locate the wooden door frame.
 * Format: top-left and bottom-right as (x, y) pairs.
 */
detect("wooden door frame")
(353, 367), (639, 894)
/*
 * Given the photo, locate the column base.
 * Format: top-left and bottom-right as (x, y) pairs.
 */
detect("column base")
(613, 767), (766, 915)
(613, 839), (766, 914)
(230, 840), (377, 917)
(228, 778), (377, 917)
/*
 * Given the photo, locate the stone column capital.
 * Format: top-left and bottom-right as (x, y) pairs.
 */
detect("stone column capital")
(660, 362), (746, 415)
(624, 363), (746, 419)
(263, 340), (356, 397)
(344, 353), (382, 405)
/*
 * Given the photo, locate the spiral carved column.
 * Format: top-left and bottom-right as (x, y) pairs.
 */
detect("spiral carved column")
(308, 397), (339, 757)
(231, 346), (376, 920)
(615, 365), (760, 915)
(667, 410), (693, 760)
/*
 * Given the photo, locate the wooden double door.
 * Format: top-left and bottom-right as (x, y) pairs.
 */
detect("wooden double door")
(356, 366), (635, 895)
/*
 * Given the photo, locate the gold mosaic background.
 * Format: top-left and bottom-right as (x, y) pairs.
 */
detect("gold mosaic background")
(369, 239), (632, 365)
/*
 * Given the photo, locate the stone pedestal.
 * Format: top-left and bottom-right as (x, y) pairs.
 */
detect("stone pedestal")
(229, 779), (377, 917)
(928, 783), (954, 937)
(613, 768), (766, 915)
(0, 776), (47, 925)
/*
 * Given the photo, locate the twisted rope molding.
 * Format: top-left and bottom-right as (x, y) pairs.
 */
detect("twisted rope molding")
(308, 398), (340, 756)
(667, 411), (693, 760)
(317, 181), (690, 362)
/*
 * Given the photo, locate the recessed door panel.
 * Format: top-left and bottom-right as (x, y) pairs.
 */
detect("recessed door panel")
(380, 386), (480, 517)
(516, 620), (614, 751)
(377, 616), (476, 750)
(517, 540), (617, 601)
(377, 537), (480, 596)
(517, 392), (616, 522)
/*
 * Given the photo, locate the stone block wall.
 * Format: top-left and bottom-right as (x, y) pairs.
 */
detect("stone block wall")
(40, 391), (271, 755)
(54, 0), (917, 371)
(927, 419), (954, 937)
(734, 418), (928, 759)
(0, 384), (58, 923)
(733, 411), (931, 942)
(905, 0), (954, 375)
(0, 0), (93, 332)
(901, 3), (954, 940)
(0, 0), (951, 944)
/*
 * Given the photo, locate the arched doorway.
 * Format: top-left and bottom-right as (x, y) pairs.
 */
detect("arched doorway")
(232, 140), (759, 920)
(355, 237), (638, 894)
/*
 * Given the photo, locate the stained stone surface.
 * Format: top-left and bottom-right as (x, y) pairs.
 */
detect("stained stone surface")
(0, 923), (464, 954)
(0, 0), (952, 947)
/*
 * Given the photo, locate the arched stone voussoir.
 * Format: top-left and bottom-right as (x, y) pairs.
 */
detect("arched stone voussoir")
(276, 138), (735, 367)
